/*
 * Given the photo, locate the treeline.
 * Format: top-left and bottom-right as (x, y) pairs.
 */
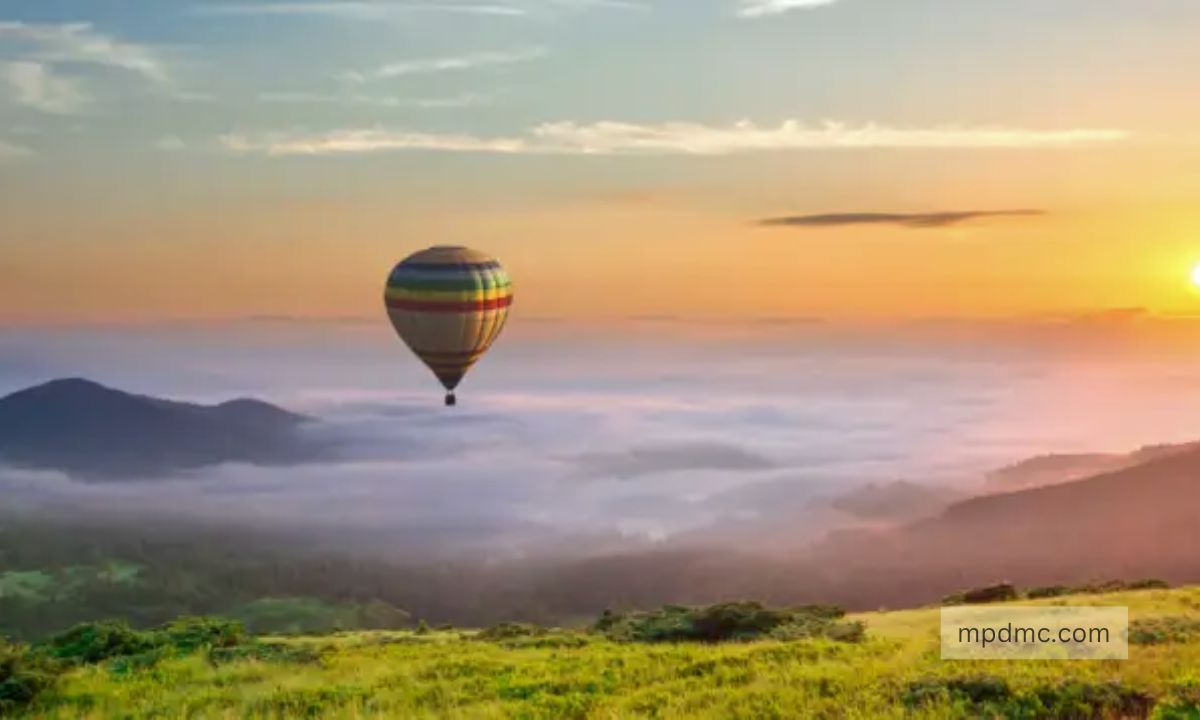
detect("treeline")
(2, 512), (1196, 643)
(0, 514), (822, 640)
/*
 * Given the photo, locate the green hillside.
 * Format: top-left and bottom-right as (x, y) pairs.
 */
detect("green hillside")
(9, 587), (1200, 719)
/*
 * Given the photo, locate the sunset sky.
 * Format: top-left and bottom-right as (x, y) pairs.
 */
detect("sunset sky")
(4, 0), (1200, 324)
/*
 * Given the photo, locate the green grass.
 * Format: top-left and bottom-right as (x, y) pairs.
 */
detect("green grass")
(14, 587), (1200, 719)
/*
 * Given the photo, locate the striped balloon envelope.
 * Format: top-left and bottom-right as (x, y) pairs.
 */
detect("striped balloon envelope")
(384, 246), (512, 406)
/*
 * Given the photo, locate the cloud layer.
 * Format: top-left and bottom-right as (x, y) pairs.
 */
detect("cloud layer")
(759, 210), (1047, 229)
(221, 120), (1131, 157)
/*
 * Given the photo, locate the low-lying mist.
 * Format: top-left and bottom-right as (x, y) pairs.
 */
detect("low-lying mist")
(5, 315), (1200, 620)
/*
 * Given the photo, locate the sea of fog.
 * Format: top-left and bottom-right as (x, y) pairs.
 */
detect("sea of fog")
(4, 317), (1200, 554)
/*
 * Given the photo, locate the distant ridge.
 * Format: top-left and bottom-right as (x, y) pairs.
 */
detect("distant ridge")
(812, 441), (1200, 606)
(0, 378), (326, 479)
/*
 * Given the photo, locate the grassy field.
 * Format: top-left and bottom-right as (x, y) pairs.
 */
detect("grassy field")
(13, 587), (1200, 719)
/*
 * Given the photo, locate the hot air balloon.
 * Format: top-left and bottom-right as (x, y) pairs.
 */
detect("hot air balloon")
(384, 246), (512, 406)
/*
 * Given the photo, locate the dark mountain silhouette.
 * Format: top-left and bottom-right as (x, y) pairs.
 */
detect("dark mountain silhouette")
(0, 378), (327, 479)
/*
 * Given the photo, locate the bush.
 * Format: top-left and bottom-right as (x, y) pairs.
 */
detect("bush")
(594, 602), (858, 644)
(943, 583), (1018, 606)
(36, 617), (248, 666)
(477, 623), (547, 641)
(1073, 579), (1170, 595)
(37, 620), (156, 664)
(1026, 585), (1071, 599)
(1128, 579), (1171, 591)
(209, 642), (321, 666)
(1155, 675), (1200, 719)
(903, 677), (1154, 718)
(1, 637), (60, 714)
(1129, 617), (1200, 646)
(161, 617), (245, 653)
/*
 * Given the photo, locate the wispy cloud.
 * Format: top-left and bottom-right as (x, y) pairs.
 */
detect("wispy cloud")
(153, 135), (187, 151)
(258, 90), (491, 108)
(195, 2), (528, 18)
(759, 210), (1047, 230)
(531, 121), (1130, 154)
(3, 61), (90, 114)
(0, 22), (168, 83)
(194, 0), (646, 18)
(221, 128), (527, 155)
(222, 120), (1131, 157)
(342, 46), (545, 82)
(738, 0), (838, 18)
(0, 138), (33, 158)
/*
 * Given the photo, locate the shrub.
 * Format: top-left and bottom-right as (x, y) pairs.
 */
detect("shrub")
(161, 617), (245, 653)
(1026, 585), (1071, 599)
(1129, 617), (1200, 645)
(594, 602), (858, 644)
(1155, 675), (1200, 719)
(1072, 579), (1168, 595)
(1, 637), (60, 714)
(942, 583), (1018, 606)
(477, 623), (547, 641)
(37, 620), (156, 664)
(1128, 579), (1171, 591)
(36, 617), (248, 667)
(903, 677), (1154, 718)
(209, 642), (321, 666)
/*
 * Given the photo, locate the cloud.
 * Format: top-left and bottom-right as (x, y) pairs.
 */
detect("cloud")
(738, 0), (837, 17)
(194, 0), (645, 18)
(758, 210), (1047, 229)
(0, 22), (167, 83)
(258, 90), (491, 108)
(153, 135), (187, 151)
(3, 61), (90, 114)
(221, 128), (527, 155)
(567, 442), (778, 479)
(222, 120), (1131, 157)
(531, 120), (1130, 154)
(342, 46), (545, 82)
(196, 2), (527, 18)
(0, 138), (32, 158)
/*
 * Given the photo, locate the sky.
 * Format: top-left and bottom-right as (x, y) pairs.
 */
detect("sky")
(3, 0), (1200, 324)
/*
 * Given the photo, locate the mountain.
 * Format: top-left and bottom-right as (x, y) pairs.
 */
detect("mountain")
(813, 441), (1200, 608)
(0, 378), (327, 479)
(984, 442), (1199, 492)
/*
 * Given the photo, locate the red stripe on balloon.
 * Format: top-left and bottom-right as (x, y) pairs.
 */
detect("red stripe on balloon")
(386, 296), (513, 313)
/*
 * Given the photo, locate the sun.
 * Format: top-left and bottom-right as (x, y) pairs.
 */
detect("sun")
(1192, 264), (1200, 289)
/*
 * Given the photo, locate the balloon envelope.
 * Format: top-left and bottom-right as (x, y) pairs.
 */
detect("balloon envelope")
(384, 246), (512, 394)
